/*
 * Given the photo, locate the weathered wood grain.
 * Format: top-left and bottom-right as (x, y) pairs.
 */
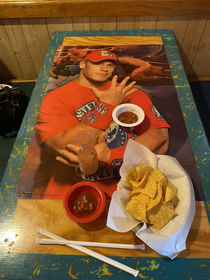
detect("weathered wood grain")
(179, 14), (209, 75)
(0, 0), (210, 19)
(2, 18), (37, 80)
(0, 19), (23, 80)
(20, 18), (51, 76)
(62, 35), (163, 46)
(156, 15), (190, 52)
(90, 16), (117, 31)
(46, 18), (74, 38)
(7, 200), (210, 259)
(190, 15), (210, 77)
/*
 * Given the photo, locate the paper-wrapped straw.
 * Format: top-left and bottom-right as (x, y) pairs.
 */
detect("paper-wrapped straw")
(37, 228), (139, 277)
(37, 237), (145, 250)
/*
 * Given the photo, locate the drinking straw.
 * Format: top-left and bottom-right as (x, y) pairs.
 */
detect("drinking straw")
(37, 228), (139, 277)
(37, 237), (145, 250)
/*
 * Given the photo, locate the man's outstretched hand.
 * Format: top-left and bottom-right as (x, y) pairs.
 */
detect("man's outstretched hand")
(89, 76), (137, 106)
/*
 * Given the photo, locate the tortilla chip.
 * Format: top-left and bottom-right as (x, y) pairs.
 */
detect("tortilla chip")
(165, 181), (178, 202)
(130, 188), (142, 198)
(130, 171), (150, 189)
(147, 204), (176, 230)
(164, 201), (175, 209)
(135, 164), (154, 181)
(126, 195), (149, 223)
(171, 196), (180, 208)
(151, 169), (165, 183)
(140, 175), (157, 199)
(147, 183), (162, 211)
(132, 163), (144, 180)
(126, 171), (136, 189)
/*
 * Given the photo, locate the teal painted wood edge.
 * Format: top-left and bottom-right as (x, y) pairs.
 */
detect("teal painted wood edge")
(0, 30), (210, 280)
(0, 254), (209, 280)
(160, 30), (210, 221)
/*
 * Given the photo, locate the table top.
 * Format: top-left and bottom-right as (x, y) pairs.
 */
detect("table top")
(1, 30), (210, 280)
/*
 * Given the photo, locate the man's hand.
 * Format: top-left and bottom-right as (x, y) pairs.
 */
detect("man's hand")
(89, 76), (137, 106)
(55, 144), (80, 166)
(94, 132), (110, 168)
(55, 132), (110, 168)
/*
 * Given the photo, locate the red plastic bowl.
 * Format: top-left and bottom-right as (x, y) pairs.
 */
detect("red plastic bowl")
(63, 182), (106, 223)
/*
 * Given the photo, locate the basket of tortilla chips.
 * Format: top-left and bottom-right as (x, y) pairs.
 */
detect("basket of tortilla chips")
(125, 162), (179, 230)
(107, 140), (195, 259)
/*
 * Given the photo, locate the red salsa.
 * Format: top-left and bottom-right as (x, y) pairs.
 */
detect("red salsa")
(73, 192), (97, 216)
(118, 111), (138, 124)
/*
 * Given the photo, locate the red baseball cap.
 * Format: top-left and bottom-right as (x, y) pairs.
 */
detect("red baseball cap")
(84, 50), (118, 63)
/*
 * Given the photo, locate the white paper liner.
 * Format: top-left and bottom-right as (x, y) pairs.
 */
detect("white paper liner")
(107, 139), (195, 259)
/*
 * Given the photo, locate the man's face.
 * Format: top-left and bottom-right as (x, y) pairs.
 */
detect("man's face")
(80, 60), (116, 83)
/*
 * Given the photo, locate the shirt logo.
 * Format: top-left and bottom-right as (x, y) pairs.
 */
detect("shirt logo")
(105, 121), (127, 148)
(75, 101), (96, 121)
(101, 50), (114, 58)
(75, 167), (120, 182)
(111, 159), (123, 169)
(151, 105), (164, 120)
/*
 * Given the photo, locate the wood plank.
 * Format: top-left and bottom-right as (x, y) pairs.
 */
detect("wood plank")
(0, 19), (24, 80)
(156, 15), (190, 52)
(72, 17), (91, 31)
(90, 16), (117, 31)
(116, 15), (158, 30)
(62, 36), (163, 46)
(189, 16), (210, 77)
(0, 0), (210, 19)
(46, 17), (74, 38)
(116, 16), (140, 30)
(2, 18), (37, 80)
(19, 18), (51, 76)
(179, 14), (208, 76)
(137, 15), (158, 29)
(7, 200), (210, 259)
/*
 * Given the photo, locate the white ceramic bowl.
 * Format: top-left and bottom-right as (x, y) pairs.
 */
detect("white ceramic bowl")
(112, 103), (145, 127)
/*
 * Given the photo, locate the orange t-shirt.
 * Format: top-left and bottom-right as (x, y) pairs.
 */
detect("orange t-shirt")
(34, 80), (170, 199)
(36, 79), (170, 147)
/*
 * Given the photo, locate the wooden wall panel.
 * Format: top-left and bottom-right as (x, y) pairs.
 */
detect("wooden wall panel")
(179, 14), (209, 76)
(0, 14), (210, 82)
(20, 18), (51, 76)
(2, 18), (37, 80)
(72, 17), (91, 31)
(116, 15), (158, 30)
(46, 18), (74, 38)
(117, 16), (140, 30)
(136, 15), (158, 30)
(90, 17), (117, 31)
(0, 19), (23, 80)
(189, 15), (210, 77)
(156, 15), (190, 52)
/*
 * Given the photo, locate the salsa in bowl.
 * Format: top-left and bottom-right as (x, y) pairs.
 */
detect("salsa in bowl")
(112, 103), (145, 127)
(63, 182), (106, 223)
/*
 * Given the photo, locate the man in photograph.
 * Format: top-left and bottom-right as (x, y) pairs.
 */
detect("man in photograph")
(35, 50), (170, 171)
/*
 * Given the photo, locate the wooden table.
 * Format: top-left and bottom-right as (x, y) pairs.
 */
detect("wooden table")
(1, 30), (210, 279)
